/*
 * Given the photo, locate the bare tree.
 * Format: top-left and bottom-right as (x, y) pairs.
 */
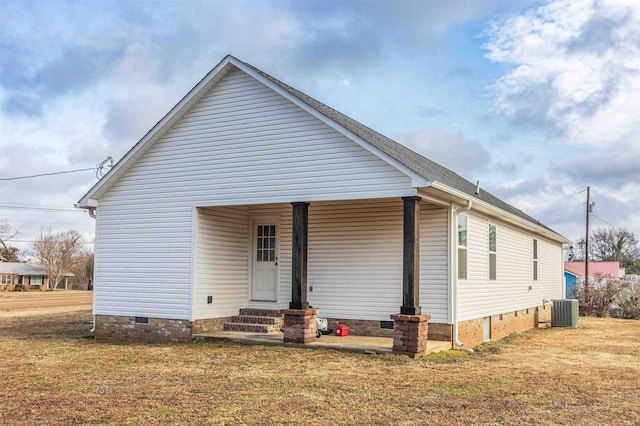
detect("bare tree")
(0, 219), (19, 262)
(30, 230), (86, 291)
(590, 227), (640, 274)
(567, 239), (586, 262)
(69, 251), (94, 290)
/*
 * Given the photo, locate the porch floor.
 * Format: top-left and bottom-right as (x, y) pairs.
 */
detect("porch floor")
(193, 331), (452, 355)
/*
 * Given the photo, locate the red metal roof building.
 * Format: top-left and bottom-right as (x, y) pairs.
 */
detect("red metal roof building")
(564, 261), (624, 278)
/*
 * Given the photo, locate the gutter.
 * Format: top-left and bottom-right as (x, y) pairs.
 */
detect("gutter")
(431, 182), (570, 244)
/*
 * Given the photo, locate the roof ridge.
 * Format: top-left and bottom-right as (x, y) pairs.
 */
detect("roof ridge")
(239, 59), (554, 234)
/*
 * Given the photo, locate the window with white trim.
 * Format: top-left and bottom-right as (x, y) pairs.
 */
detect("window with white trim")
(30, 276), (43, 286)
(533, 239), (538, 281)
(489, 224), (497, 281)
(1, 274), (13, 285)
(458, 214), (468, 279)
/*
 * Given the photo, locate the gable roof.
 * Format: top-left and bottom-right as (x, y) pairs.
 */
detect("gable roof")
(564, 261), (622, 278)
(78, 55), (566, 241)
(240, 59), (558, 234)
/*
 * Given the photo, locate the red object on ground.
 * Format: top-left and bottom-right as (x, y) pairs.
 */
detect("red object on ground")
(335, 324), (349, 337)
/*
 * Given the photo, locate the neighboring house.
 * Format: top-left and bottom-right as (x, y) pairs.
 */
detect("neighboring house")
(77, 55), (568, 353)
(564, 261), (624, 298)
(564, 270), (579, 299)
(0, 262), (74, 291)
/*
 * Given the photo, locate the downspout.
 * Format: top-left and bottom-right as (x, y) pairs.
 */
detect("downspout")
(87, 207), (96, 332)
(452, 200), (472, 348)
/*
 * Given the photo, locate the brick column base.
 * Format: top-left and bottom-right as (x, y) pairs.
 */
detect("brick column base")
(390, 313), (431, 358)
(280, 308), (319, 344)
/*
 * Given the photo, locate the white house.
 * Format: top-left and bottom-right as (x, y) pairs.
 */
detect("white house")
(78, 55), (568, 354)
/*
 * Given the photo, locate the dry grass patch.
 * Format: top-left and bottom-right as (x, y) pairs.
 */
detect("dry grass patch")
(0, 311), (639, 425)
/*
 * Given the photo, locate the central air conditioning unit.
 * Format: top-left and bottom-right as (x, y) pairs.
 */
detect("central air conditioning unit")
(551, 299), (579, 328)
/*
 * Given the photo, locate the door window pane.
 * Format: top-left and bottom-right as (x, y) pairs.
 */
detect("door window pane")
(256, 224), (276, 262)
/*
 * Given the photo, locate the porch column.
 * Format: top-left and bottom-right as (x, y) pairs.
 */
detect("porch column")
(282, 202), (317, 344)
(290, 202), (309, 310)
(401, 196), (421, 315)
(392, 196), (430, 357)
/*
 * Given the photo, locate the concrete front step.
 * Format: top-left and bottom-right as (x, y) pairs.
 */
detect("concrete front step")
(223, 322), (282, 333)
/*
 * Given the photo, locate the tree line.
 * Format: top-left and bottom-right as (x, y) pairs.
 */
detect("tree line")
(1, 219), (93, 290)
(567, 227), (640, 274)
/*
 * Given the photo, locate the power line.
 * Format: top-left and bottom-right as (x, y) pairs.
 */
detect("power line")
(9, 219), (94, 227)
(514, 189), (585, 210)
(531, 202), (585, 217)
(592, 213), (618, 230)
(0, 168), (95, 181)
(0, 157), (114, 181)
(5, 239), (94, 244)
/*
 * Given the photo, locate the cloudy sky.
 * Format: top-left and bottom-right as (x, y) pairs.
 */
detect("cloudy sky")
(1, 0), (639, 254)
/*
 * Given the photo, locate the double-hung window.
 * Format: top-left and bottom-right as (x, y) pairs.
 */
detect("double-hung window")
(533, 239), (538, 281)
(458, 214), (468, 279)
(489, 224), (497, 281)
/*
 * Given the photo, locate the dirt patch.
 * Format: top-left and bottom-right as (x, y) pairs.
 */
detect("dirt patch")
(0, 311), (638, 425)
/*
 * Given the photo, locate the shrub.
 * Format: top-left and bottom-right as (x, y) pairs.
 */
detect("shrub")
(616, 281), (640, 320)
(577, 275), (627, 317)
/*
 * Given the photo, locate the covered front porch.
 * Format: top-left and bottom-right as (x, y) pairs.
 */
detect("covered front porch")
(193, 329), (452, 356)
(193, 196), (450, 356)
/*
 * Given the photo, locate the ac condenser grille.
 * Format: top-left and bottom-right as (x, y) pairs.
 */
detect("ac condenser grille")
(552, 299), (579, 327)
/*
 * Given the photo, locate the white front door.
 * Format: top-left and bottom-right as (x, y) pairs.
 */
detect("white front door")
(251, 222), (278, 302)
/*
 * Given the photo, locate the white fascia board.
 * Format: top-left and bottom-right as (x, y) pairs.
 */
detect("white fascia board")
(77, 55), (240, 207)
(192, 188), (419, 208)
(431, 181), (571, 244)
(231, 59), (429, 189)
(77, 199), (98, 208)
(416, 188), (448, 207)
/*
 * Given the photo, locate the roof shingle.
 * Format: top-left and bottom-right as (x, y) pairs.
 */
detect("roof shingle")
(242, 59), (560, 236)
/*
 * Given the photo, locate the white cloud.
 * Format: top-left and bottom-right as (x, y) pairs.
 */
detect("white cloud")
(483, 0), (640, 239)
(484, 0), (640, 154)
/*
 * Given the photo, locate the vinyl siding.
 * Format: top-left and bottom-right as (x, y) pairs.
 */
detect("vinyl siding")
(419, 205), (449, 322)
(93, 68), (415, 319)
(92, 203), (193, 318)
(192, 200), (449, 322)
(307, 199), (449, 323)
(193, 206), (249, 319)
(457, 211), (563, 321)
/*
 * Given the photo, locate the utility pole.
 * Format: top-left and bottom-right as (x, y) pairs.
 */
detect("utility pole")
(584, 186), (594, 311)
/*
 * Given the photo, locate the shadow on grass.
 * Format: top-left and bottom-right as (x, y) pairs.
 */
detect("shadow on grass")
(0, 310), (93, 340)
